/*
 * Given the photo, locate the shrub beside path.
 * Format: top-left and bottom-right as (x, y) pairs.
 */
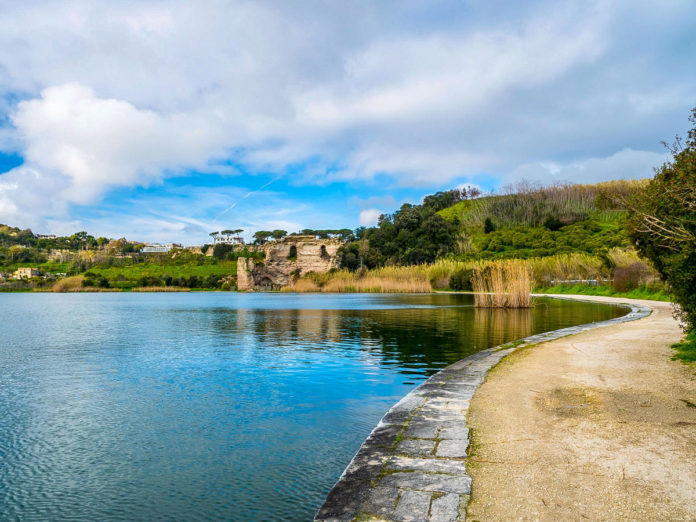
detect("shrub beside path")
(467, 295), (696, 520)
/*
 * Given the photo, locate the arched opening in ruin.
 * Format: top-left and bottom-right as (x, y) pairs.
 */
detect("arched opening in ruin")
(258, 277), (274, 290)
(288, 245), (298, 260)
(320, 245), (329, 259)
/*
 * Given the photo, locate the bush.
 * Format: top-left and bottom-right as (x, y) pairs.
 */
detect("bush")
(138, 276), (163, 287)
(612, 262), (648, 292)
(449, 268), (473, 291)
(543, 215), (564, 231)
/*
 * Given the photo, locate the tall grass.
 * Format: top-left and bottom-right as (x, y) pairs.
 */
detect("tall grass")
(130, 286), (190, 292)
(471, 260), (532, 308)
(288, 267), (432, 293)
(281, 247), (664, 298)
(52, 276), (84, 292)
(530, 253), (605, 286)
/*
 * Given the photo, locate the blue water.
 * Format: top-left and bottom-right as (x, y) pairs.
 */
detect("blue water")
(0, 293), (626, 521)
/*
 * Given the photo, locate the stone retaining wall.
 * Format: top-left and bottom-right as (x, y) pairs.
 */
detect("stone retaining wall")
(315, 299), (652, 521)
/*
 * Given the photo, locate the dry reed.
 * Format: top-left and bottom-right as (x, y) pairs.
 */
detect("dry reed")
(52, 276), (85, 292)
(130, 286), (191, 292)
(471, 260), (532, 308)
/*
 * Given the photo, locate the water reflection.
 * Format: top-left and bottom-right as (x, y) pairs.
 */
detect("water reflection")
(0, 293), (626, 521)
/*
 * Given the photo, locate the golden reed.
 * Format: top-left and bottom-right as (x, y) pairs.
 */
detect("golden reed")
(471, 259), (532, 308)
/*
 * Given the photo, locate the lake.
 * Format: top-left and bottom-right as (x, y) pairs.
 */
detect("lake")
(0, 293), (626, 520)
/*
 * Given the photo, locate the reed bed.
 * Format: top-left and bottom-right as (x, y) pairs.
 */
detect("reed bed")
(130, 286), (191, 292)
(52, 276), (85, 292)
(530, 253), (605, 286)
(283, 266), (432, 293)
(322, 276), (431, 293)
(471, 260), (532, 308)
(606, 247), (642, 268)
(282, 247), (661, 297)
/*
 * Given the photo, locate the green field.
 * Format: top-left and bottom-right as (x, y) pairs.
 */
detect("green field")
(88, 261), (237, 285)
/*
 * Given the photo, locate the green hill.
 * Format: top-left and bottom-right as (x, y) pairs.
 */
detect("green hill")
(436, 181), (643, 260)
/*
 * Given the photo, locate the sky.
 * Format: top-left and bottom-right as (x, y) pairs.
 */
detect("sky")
(0, 0), (694, 244)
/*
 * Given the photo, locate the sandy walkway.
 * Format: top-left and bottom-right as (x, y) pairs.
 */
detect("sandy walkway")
(466, 295), (696, 521)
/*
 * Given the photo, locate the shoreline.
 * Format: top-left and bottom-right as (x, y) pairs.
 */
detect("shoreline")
(314, 296), (653, 521)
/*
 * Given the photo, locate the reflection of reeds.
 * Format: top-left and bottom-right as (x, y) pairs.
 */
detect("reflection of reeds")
(474, 307), (532, 345)
(471, 260), (531, 308)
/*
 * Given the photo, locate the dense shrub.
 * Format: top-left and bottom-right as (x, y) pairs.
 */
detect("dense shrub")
(543, 215), (564, 231)
(612, 262), (648, 292)
(449, 268), (474, 291)
(628, 107), (696, 332)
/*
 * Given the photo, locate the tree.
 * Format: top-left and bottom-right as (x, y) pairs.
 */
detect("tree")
(628, 107), (696, 331)
(253, 231), (272, 244)
(484, 218), (496, 234)
(272, 229), (287, 240)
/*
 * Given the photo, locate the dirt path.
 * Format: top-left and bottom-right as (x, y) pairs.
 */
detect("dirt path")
(466, 295), (696, 521)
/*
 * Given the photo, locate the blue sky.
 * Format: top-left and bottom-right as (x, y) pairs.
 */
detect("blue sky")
(0, 0), (694, 244)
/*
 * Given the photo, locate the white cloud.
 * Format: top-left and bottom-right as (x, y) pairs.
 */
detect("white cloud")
(0, 166), (70, 228)
(0, 0), (693, 235)
(359, 208), (383, 226)
(505, 148), (668, 186)
(12, 83), (226, 204)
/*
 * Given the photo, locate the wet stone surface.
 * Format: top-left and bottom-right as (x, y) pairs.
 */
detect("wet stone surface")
(314, 303), (650, 521)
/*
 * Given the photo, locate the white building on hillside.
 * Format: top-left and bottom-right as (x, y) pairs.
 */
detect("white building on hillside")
(141, 243), (180, 253)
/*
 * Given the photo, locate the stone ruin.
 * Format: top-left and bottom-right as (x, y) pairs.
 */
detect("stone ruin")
(237, 235), (342, 290)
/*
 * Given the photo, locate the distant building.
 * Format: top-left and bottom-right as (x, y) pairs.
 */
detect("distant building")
(141, 243), (180, 253)
(36, 234), (57, 239)
(14, 267), (40, 279)
(210, 230), (245, 245)
(213, 235), (244, 245)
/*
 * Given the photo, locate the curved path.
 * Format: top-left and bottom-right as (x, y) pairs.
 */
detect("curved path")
(466, 295), (696, 521)
(314, 295), (684, 521)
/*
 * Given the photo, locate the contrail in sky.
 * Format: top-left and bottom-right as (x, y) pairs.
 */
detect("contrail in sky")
(215, 176), (282, 219)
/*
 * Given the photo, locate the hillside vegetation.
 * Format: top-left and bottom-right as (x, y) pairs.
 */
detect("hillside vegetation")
(339, 180), (642, 263)
(0, 233), (238, 291)
(438, 181), (639, 260)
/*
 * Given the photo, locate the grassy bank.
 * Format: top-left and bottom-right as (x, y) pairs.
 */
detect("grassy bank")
(671, 331), (696, 363)
(536, 284), (672, 302)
